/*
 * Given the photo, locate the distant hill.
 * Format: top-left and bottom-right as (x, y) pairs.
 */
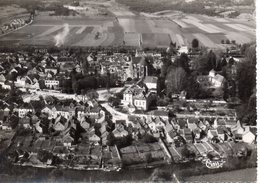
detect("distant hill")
(115, 0), (255, 16)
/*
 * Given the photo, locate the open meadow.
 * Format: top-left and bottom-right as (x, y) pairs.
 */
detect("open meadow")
(0, 11), (255, 49)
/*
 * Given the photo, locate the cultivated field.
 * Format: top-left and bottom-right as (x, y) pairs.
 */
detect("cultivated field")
(0, 11), (255, 49)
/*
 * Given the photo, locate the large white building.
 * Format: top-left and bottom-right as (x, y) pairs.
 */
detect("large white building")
(143, 76), (158, 93)
(121, 84), (155, 111)
(45, 80), (59, 89)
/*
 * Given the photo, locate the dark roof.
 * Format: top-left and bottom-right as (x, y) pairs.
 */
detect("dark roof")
(178, 119), (187, 129)
(168, 130), (177, 138)
(151, 110), (168, 117)
(210, 130), (218, 137)
(250, 127), (257, 136)
(188, 118), (199, 124)
(143, 76), (158, 84)
(0, 111), (4, 121)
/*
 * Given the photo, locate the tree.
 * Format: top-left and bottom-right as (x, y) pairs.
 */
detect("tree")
(149, 168), (172, 181)
(192, 52), (212, 73)
(114, 135), (133, 148)
(37, 150), (53, 163)
(207, 50), (217, 71)
(107, 133), (116, 146)
(174, 53), (190, 73)
(86, 90), (99, 100)
(184, 74), (211, 99)
(237, 61), (256, 101)
(244, 44), (256, 65)
(165, 66), (187, 95)
(226, 39), (230, 44)
(72, 81), (79, 94)
(181, 145), (196, 160)
(160, 57), (172, 78)
(108, 96), (120, 107)
(141, 133), (158, 143)
(192, 38), (199, 49)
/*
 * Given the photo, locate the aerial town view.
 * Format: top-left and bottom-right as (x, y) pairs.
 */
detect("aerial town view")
(0, 0), (257, 182)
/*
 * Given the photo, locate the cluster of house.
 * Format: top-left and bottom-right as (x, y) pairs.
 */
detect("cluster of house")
(0, 14), (33, 35)
(87, 51), (161, 83)
(0, 93), (138, 149)
(0, 49), (163, 93)
(121, 76), (158, 111)
(197, 69), (225, 89)
(9, 132), (122, 170)
(126, 98), (256, 146)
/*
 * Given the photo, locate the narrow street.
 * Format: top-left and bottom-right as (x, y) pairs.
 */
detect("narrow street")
(100, 103), (129, 123)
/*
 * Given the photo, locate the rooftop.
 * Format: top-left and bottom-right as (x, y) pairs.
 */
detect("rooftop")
(143, 76), (158, 84)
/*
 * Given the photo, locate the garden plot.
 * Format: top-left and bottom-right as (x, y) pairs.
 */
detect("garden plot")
(182, 19), (223, 33)
(204, 24), (227, 33)
(234, 24), (255, 33)
(73, 26), (107, 47)
(161, 29), (179, 45)
(146, 19), (158, 33)
(118, 18), (136, 33)
(224, 23), (251, 32)
(124, 32), (140, 47)
(171, 19), (189, 28)
(176, 34), (185, 46)
(141, 33), (156, 47)
(35, 25), (63, 38)
(10, 25), (52, 38)
(185, 15), (201, 22)
(225, 32), (252, 44)
(194, 143), (208, 155)
(193, 33), (218, 48)
(108, 25), (124, 46)
(134, 19), (153, 33)
(156, 33), (171, 47)
(113, 10), (135, 17)
(151, 19), (183, 46)
(214, 17), (230, 23)
(76, 26), (87, 34)
(142, 33), (170, 48)
(100, 32), (115, 46)
(207, 34), (227, 44)
(69, 27), (94, 46)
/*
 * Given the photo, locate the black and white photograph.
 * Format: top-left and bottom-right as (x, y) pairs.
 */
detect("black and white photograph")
(0, 0), (257, 182)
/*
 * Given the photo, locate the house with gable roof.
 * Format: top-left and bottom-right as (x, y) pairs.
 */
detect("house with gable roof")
(147, 116), (165, 133)
(53, 115), (68, 132)
(143, 76), (158, 93)
(164, 122), (177, 143)
(242, 126), (256, 144)
(16, 104), (34, 118)
(180, 128), (193, 143)
(113, 122), (129, 138)
(20, 116), (31, 129)
(122, 84), (155, 111)
(89, 133), (101, 145)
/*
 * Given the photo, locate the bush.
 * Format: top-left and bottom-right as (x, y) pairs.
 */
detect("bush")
(149, 168), (172, 181)
(226, 39), (230, 44)
(192, 39), (199, 48)
(140, 134), (158, 143)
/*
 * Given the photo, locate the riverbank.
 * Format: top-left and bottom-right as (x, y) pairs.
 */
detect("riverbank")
(184, 168), (257, 182)
(0, 153), (256, 183)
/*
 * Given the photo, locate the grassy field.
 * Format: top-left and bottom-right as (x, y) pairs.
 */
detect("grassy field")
(0, 12), (255, 48)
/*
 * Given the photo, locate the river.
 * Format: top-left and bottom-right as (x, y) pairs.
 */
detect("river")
(184, 168), (257, 182)
(0, 163), (257, 182)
